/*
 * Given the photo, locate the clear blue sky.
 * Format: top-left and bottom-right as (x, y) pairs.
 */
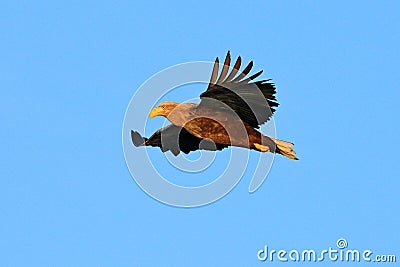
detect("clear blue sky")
(1, 1), (399, 266)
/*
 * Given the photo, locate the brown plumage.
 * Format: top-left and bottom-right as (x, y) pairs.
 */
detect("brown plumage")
(131, 51), (298, 160)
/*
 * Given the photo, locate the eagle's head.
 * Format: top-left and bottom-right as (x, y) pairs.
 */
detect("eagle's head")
(149, 101), (180, 119)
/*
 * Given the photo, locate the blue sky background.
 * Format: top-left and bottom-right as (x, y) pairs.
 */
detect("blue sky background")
(1, 1), (399, 266)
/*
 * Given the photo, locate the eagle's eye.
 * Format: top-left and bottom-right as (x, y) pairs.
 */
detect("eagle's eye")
(161, 105), (165, 109)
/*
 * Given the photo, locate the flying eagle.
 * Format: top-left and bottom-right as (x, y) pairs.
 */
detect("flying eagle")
(131, 52), (298, 160)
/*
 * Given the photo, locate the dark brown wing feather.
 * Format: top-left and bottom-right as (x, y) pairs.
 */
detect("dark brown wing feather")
(199, 51), (278, 128)
(131, 125), (228, 156)
(209, 57), (219, 86)
(216, 51), (231, 83)
(224, 55), (241, 82)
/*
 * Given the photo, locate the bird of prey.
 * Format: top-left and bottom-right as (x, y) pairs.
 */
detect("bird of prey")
(131, 51), (298, 160)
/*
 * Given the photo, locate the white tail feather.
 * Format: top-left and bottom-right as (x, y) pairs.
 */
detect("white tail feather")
(272, 138), (298, 160)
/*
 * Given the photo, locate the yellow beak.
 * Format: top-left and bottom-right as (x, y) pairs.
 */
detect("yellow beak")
(149, 107), (160, 119)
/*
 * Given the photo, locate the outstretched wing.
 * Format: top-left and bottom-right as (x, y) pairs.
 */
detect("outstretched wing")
(199, 51), (278, 128)
(131, 125), (228, 156)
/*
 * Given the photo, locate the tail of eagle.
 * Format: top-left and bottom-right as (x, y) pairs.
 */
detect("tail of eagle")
(273, 138), (298, 160)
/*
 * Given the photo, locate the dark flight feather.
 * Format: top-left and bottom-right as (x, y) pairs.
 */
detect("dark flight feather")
(224, 56), (241, 82)
(209, 57), (219, 86)
(131, 125), (227, 156)
(216, 51), (231, 83)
